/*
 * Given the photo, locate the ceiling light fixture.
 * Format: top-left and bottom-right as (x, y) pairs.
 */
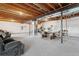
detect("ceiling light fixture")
(18, 11), (24, 15)
(10, 19), (16, 22)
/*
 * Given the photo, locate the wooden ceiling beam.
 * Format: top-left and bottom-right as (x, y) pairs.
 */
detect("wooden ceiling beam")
(34, 3), (78, 20)
(47, 3), (56, 10)
(24, 3), (45, 14)
(0, 13), (31, 23)
(11, 3), (42, 15)
(0, 8), (34, 19)
(49, 12), (79, 20)
(33, 3), (50, 12)
(0, 4), (35, 17)
(32, 3), (48, 13)
(8, 3), (40, 16)
(0, 3), (42, 22)
(58, 3), (62, 8)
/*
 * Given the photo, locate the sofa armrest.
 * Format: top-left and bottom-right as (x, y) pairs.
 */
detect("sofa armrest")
(1, 41), (24, 56)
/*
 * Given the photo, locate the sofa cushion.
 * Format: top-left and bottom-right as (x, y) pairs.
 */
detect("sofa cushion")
(4, 41), (20, 50)
(3, 38), (14, 44)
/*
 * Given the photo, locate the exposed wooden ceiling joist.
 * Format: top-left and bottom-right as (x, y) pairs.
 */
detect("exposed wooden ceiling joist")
(24, 3), (45, 14)
(33, 3), (50, 12)
(47, 3), (56, 10)
(0, 3), (78, 23)
(8, 3), (41, 16)
(34, 3), (79, 20)
(0, 4), (34, 17)
(58, 3), (62, 8)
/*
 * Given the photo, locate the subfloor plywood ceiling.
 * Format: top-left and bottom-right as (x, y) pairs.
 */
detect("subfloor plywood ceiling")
(0, 3), (78, 23)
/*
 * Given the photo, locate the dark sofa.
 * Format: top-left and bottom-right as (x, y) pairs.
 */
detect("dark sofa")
(0, 37), (24, 56)
(0, 30), (24, 56)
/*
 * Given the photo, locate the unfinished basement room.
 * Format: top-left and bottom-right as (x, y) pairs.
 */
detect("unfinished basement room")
(0, 3), (79, 56)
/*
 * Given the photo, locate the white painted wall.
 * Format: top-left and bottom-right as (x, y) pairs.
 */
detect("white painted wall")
(0, 21), (36, 37)
(0, 21), (29, 33)
(41, 16), (79, 37)
(67, 17), (79, 37)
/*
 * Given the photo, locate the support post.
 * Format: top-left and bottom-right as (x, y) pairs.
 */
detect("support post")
(33, 20), (38, 35)
(29, 23), (30, 36)
(66, 17), (68, 37)
(35, 21), (38, 35)
(61, 11), (63, 43)
(65, 16), (69, 40)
